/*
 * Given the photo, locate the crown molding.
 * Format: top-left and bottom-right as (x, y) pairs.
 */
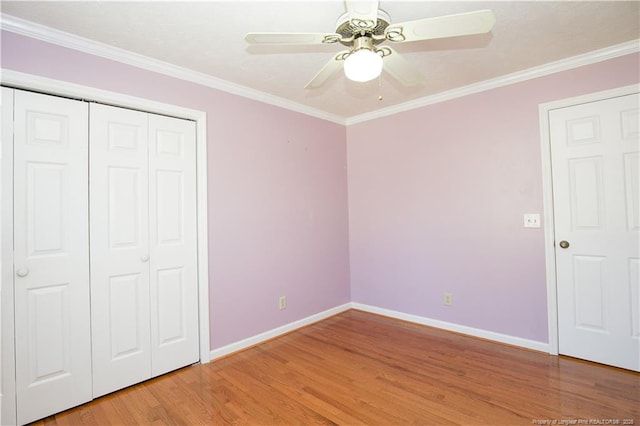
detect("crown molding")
(345, 39), (640, 125)
(2, 13), (637, 127)
(0, 13), (346, 125)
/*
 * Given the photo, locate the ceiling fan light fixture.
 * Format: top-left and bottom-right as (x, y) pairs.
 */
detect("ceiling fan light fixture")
(344, 38), (383, 83)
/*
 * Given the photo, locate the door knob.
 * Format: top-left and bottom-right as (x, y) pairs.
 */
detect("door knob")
(140, 254), (150, 262)
(16, 267), (29, 277)
(559, 240), (570, 249)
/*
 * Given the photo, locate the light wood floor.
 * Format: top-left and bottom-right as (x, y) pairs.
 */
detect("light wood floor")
(35, 310), (639, 425)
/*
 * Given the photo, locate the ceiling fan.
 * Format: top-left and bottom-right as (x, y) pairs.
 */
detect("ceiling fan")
(245, 0), (496, 89)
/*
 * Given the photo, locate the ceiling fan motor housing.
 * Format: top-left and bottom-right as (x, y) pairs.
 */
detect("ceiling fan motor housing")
(335, 10), (390, 46)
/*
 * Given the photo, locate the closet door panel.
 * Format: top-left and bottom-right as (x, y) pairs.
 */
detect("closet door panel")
(13, 91), (91, 424)
(149, 115), (199, 376)
(90, 104), (151, 398)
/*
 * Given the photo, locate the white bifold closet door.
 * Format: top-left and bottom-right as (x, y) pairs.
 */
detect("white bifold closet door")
(89, 105), (151, 396)
(13, 91), (92, 425)
(89, 103), (199, 398)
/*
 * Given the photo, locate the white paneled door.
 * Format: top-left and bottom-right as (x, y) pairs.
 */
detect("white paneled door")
(89, 104), (152, 397)
(4, 87), (204, 424)
(90, 104), (199, 397)
(148, 114), (199, 376)
(550, 93), (639, 371)
(13, 91), (92, 424)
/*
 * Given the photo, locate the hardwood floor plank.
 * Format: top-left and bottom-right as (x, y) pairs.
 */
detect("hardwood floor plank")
(31, 310), (639, 425)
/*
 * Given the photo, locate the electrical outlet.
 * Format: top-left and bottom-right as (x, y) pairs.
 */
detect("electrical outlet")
(279, 296), (287, 310)
(444, 292), (453, 306)
(523, 213), (541, 228)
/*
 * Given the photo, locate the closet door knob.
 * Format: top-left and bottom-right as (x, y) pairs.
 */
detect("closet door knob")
(16, 267), (30, 277)
(140, 254), (150, 262)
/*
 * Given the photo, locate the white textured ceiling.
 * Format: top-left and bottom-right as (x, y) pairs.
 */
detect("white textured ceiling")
(1, 1), (639, 121)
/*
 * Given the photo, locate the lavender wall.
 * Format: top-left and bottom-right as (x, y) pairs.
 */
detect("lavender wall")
(1, 31), (351, 349)
(2, 29), (638, 350)
(347, 53), (640, 343)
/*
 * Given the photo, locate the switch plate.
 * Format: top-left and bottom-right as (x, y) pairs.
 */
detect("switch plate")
(279, 296), (287, 310)
(444, 292), (453, 306)
(523, 213), (541, 228)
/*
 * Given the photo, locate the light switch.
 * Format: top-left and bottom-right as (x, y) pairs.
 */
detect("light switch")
(523, 213), (541, 228)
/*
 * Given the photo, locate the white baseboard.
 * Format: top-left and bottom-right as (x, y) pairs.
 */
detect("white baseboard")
(209, 303), (351, 360)
(209, 302), (549, 361)
(351, 303), (550, 353)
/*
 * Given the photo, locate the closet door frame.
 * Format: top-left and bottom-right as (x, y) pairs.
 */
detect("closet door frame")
(1, 70), (210, 426)
(1, 87), (17, 425)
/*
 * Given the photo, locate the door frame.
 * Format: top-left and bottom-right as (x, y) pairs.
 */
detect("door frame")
(1, 70), (211, 425)
(1, 87), (17, 425)
(538, 83), (639, 355)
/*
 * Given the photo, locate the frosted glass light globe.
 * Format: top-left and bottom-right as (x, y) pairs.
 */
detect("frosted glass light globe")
(344, 49), (383, 82)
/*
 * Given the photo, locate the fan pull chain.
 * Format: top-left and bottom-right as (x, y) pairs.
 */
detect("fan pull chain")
(378, 72), (383, 101)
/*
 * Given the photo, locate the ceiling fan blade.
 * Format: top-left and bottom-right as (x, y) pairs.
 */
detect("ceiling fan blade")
(381, 47), (424, 86)
(305, 51), (349, 89)
(245, 32), (342, 45)
(345, 0), (380, 28)
(385, 10), (496, 43)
